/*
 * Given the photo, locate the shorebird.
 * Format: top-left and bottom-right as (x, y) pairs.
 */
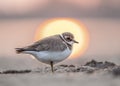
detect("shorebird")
(15, 32), (78, 73)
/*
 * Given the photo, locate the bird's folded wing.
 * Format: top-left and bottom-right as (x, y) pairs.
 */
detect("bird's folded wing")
(23, 35), (67, 52)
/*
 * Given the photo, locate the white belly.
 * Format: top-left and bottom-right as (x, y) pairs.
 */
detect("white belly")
(24, 49), (71, 64)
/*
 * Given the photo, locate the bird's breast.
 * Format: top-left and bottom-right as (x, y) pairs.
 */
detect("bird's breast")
(25, 48), (72, 64)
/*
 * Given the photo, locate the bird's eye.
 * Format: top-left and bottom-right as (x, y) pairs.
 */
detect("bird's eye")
(66, 37), (72, 41)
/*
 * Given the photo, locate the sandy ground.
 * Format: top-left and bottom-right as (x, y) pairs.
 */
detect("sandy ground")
(0, 58), (120, 86)
(0, 72), (120, 86)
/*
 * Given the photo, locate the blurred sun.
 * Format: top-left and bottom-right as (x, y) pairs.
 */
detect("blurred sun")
(35, 18), (89, 59)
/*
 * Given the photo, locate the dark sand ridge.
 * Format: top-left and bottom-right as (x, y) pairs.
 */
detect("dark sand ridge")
(0, 60), (120, 76)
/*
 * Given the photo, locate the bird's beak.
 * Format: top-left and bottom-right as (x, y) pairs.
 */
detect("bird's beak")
(73, 39), (79, 43)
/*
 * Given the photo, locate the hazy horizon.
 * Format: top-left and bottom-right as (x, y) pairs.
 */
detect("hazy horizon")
(0, 18), (120, 59)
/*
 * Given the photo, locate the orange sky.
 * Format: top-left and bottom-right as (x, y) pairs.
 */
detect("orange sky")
(35, 18), (89, 58)
(0, 0), (120, 59)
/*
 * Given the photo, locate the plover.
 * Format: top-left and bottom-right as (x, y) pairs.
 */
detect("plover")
(15, 32), (78, 72)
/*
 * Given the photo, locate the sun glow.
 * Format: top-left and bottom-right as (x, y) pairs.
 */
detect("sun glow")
(35, 18), (89, 59)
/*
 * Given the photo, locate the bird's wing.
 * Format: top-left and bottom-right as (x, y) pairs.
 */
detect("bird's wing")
(22, 35), (67, 52)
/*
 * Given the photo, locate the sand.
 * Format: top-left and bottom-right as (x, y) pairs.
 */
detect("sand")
(0, 60), (120, 86)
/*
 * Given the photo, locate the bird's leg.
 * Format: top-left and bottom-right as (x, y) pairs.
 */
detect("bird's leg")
(50, 61), (54, 73)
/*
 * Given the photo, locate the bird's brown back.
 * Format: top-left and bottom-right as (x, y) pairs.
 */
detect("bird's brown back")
(21, 35), (69, 52)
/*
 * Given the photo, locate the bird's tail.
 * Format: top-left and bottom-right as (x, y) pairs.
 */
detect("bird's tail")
(15, 48), (25, 54)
